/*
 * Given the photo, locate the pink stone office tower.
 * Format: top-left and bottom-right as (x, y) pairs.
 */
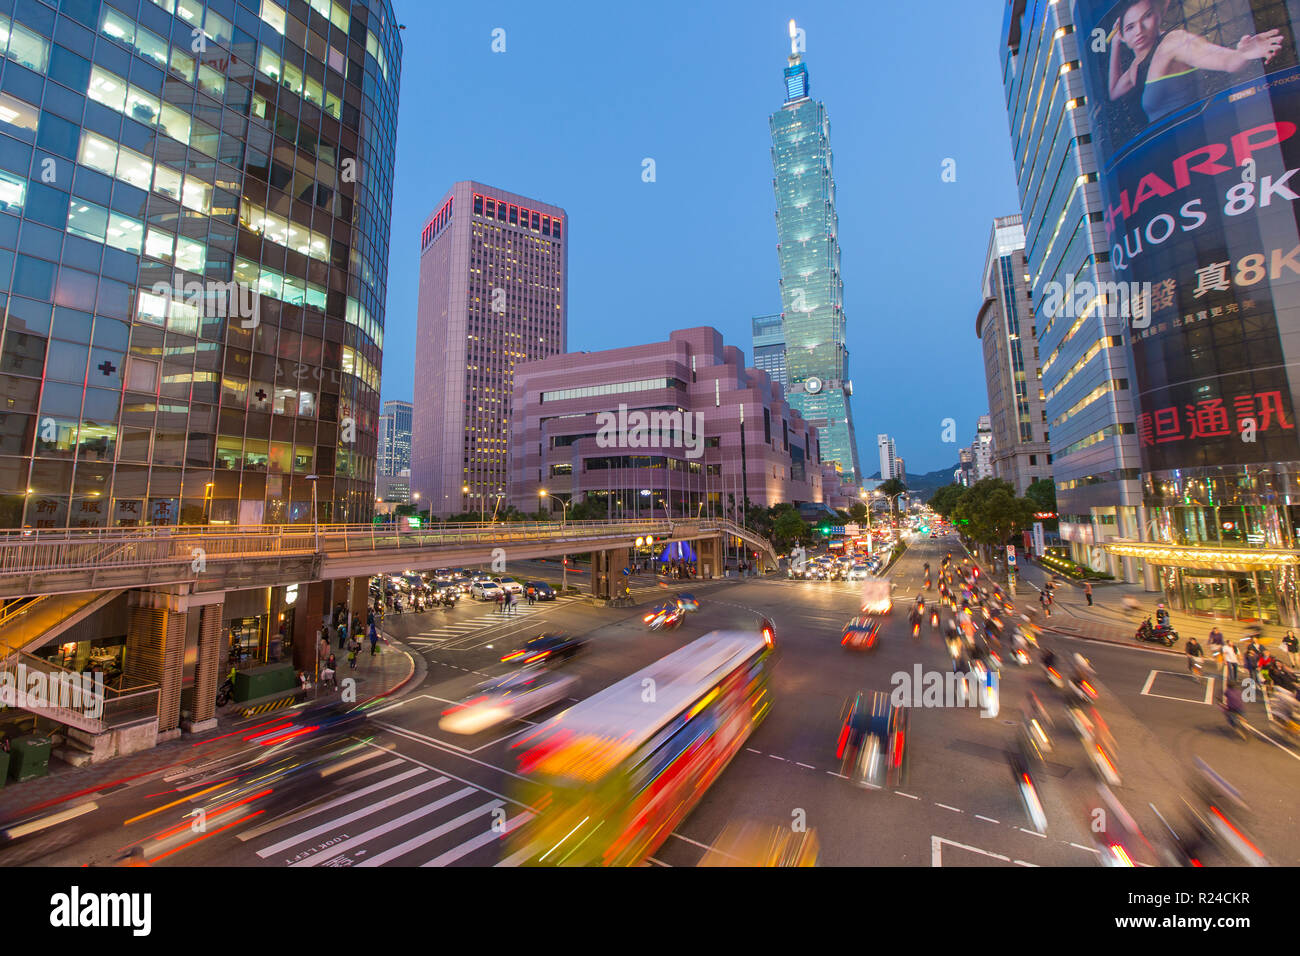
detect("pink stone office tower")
(413, 183), (567, 517)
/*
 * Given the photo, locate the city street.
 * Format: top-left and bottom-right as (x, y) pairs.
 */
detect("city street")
(1, 534), (1293, 868)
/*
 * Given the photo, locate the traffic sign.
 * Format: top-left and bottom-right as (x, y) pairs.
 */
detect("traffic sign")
(1006, 545), (1016, 566)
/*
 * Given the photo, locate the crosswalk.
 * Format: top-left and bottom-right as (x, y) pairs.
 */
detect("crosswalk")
(404, 595), (583, 650)
(237, 749), (532, 867)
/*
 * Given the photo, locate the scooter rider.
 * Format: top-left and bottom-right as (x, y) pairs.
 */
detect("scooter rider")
(1185, 636), (1204, 676)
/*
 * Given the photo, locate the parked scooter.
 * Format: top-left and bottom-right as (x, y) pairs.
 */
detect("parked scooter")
(1135, 616), (1176, 646)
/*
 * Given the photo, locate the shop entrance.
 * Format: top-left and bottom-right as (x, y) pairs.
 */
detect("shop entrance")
(1175, 570), (1280, 623)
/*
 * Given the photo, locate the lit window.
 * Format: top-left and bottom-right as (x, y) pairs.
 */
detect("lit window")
(260, 0), (287, 35)
(0, 170), (25, 214)
(145, 228), (174, 262)
(106, 213), (143, 254)
(67, 200), (108, 242)
(175, 236), (205, 272)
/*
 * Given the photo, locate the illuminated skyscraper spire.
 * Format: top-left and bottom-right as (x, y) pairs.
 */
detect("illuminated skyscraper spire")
(769, 21), (861, 484)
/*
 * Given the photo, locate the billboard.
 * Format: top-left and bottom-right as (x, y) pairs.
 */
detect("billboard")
(1071, 0), (1300, 471)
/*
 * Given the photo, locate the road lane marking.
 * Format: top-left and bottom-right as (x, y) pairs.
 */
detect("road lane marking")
(795, 762), (815, 769)
(768, 754), (786, 762)
(895, 791), (920, 800)
(1018, 827), (1047, 838)
(1070, 842), (1101, 854)
(354, 799), (504, 867)
(935, 803), (962, 814)
(975, 815), (999, 824)
(2, 801), (98, 840)
(670, 831), (748, 863)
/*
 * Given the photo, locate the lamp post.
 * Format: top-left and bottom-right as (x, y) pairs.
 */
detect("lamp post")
(540, 489), (570, 592)
(305, 474), (320, 550)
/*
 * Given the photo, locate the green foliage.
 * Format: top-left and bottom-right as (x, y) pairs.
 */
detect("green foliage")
(1025, 478), (1057, 515)
(772, 509), (809, 551)
(848, 501), (869, 523)
(928, 483), (964, 517)
(949, 478), (1037, 549)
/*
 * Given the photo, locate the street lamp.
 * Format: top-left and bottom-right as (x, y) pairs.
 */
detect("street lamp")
(203, 482), (213, 525)
(540, 489), (571, 592)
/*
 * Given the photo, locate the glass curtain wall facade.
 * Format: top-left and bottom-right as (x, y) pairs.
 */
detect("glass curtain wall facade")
(1069, 0), (1300, 625)
(1000, 0), (1145, 581)
(0, 0), (399, 529)
(378, 396), (409, 476)
(751, 312), (786, 389)
(769, 46), (861, 484)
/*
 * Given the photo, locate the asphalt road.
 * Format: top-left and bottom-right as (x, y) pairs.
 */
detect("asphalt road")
(1, 535), (1293, 867)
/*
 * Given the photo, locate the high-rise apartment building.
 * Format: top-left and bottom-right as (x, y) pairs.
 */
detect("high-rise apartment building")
(877, 434), (899, 481)
(751, 313), (786, 389)
(412, 182), (567, 517)
(976, 215), (1052, 495)
(1000, 0), (1144, 582)
(974, 416), (994, 480)
(0, 0), (400, 529)
(769, 22), (861, 484)
(378, 399), (411, 477)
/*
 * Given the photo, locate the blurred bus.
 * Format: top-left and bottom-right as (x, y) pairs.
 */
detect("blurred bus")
(697, 821), (819, 866)
(508, 629), (775, 866)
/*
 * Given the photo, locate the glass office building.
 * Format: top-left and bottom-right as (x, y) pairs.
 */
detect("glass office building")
(1000, 0), (1145, 582)
(0, 0), (400, 529)
(751, 312), (786, 389)
(769, 41), (861, 484)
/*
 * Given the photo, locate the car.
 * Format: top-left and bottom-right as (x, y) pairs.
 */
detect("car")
(493, 576), (524, 595)
(643, 602), (684, 630)
(836, 691), (908, 788)
(500, 632), (587, 666)
(451, 576), (475, 594)
(438, 668), (578, 735)
(847, 565), (869, 581)
(860, 580), (893, 614)
(526, 581), (556, 601)
(841, 616), (882, 650)
(471, 581), (504, 601)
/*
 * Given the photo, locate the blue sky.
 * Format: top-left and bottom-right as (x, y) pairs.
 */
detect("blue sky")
(380, 1), (1021, 475)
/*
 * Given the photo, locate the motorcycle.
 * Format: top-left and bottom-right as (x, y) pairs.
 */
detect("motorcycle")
(216, 675), (235, 707)
(929, 609), (939, 630)
(1009, 751), (1047, 832)
(1135, 617), (1176, 646)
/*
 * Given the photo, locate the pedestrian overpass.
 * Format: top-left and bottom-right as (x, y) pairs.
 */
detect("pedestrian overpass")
(0, 517), (776, 758)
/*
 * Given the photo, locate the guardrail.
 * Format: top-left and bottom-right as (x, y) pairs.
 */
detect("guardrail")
(0, 518), (774, 575)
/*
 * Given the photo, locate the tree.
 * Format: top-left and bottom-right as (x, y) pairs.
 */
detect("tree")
(929, 483), (964, 518)
(1025, 478), (1057, 515)
(878, 477), (907, 523)
(772, 509), (809, 551)
(951, 478), (1037, 563)
(848, 501), (869, 523)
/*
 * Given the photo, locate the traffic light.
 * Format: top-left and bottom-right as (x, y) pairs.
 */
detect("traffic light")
(819, 523), (830, 536)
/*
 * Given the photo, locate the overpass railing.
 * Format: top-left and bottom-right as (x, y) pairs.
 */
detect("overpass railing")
(0, 518), (775, 578)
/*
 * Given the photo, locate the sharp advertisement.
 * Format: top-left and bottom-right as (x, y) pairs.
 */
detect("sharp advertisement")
(1071, 0), (1300, 471)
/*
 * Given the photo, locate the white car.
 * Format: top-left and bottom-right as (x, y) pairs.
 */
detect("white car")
(848, 565), (869, 581)
(471, 581), (504, 601)
(439, 668), (578, 735)
(493, 576), (524, 595)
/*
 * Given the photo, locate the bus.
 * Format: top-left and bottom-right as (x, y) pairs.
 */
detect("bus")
(507, 629), (775, 866)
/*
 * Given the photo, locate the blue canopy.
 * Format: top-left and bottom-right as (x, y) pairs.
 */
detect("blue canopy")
(657, 540), (697, 563)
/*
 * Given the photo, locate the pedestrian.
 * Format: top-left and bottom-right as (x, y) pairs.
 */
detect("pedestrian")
(1084, 582), (1093, 607)
(510, 590), (519, 615)
(368, 622), (379, 656)
(1285, 630), (1299, 667)
(322, 654), (338, 689)
(527, 586), (535, 607)
(338, 620), (347, 649)
(1243, 641), (1261, 688)
(318, 633), (330, 667)
(1222, 639), (1240, 684)
(347, 639), (359, 669)
(1185, 636), (1203, 679)
(497, 589), (506, 615)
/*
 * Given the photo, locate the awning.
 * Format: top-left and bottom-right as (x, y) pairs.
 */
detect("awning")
(1103, 540), (1300, 573)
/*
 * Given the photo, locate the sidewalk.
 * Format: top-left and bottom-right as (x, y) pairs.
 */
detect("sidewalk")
(0, 637), (418, 827)
(1006, 554), (1290, 652)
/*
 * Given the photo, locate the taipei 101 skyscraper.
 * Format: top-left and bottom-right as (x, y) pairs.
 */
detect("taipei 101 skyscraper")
(769, 20), (862, 485)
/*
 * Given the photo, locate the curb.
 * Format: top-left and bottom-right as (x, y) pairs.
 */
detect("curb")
(1040, 621), (1182, 655)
